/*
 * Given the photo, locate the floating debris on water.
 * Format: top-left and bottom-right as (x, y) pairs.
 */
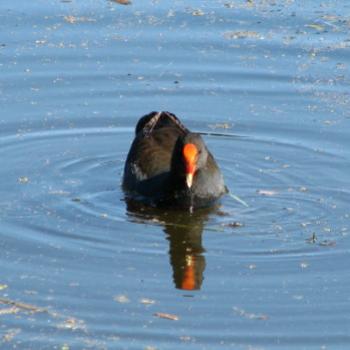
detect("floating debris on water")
(233, 306), (268, 320)
(223, 221), (244, 228)
(154, 312), (179, 321)
(257, 189), (278, 196)
(144, 346), (157, 350)
(319, 240), (336, 247)
(18, 176), (29, 184)
(112, 0), (132, 4)
(63, 16), (96, 24)
(57, 317), (87, 332)
(223, 31), (262, 40)
(0, 297), (47, 313)
(2, 328), (21, 342)
(192, 9), (205, 16)
(306, 232), (317, 243)
(140, 298), (155, 305)
(0, 307), (21, 316)
(49, 190), (70, 196)
(114, 295), (130, 304)
(0, 284), (8, 290)
(300, 262), (309, 269)
(228, 192), (249, 207)
(208, 123), (233, 129)
(305, 23), (325, 32)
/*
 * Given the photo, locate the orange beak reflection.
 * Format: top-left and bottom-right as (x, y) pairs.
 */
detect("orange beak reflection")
(182, 143), (198, 189)
(181, 255), (196, 290)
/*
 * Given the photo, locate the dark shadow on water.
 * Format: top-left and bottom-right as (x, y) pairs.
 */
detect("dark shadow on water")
(125, 199), (219, 290)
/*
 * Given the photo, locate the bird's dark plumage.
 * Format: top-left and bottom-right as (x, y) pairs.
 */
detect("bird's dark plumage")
(123, 111), (226, 209)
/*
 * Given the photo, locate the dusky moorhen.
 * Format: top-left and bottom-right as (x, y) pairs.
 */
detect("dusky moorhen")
(123, 111), (226, 209)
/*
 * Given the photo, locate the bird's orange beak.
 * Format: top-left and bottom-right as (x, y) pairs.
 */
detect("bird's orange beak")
(182, 143), (198, 189)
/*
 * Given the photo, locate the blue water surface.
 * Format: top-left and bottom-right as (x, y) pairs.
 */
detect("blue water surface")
(1, 0), (350, 349)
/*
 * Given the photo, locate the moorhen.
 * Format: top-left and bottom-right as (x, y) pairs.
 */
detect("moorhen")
(122, 111), (226, 209)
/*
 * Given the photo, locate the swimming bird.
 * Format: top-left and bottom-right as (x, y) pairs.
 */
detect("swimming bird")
(122, 111), (226, 209)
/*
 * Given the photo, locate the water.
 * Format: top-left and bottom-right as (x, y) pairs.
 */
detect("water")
(1, 0), (350, 349)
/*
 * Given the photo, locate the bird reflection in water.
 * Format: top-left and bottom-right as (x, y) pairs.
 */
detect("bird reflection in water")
(125, 199), (218, 290)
